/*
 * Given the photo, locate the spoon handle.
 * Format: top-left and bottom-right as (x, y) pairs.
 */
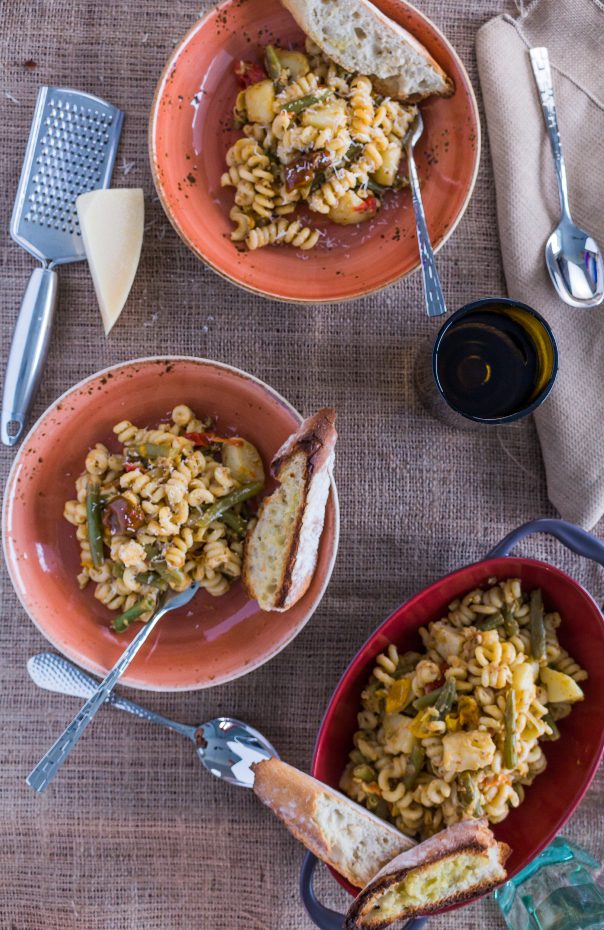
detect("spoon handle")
(529, 47), (572, 219)
(27, 653), (197, 741)
(26, 584), (199, 793)
(405, 142), (447, 318)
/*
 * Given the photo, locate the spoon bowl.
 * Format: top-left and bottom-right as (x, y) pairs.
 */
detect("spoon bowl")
(530, 47), (604, 309)
(545, 218), (604, 308)
(27, 652), (278, 788)
(194, 718), (278, 787)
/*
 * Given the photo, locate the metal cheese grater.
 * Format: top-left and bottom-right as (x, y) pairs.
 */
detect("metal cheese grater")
(2, 87), (123, 446)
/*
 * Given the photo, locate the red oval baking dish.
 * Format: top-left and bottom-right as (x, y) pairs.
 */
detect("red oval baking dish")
(301, 519), (604, 929)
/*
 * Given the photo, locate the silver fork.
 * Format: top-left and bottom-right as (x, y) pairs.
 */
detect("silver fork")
(26, 583), (199, 794)
(405, 112), (448, 318)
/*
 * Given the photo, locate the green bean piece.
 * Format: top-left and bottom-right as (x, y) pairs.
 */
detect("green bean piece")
(136, 442), (173, 459)
(530, 588), (546, 662)
(86, 478), (105, 569)
(457, 771), (480, 811)
(221, 509), (247, 536)
(152, 561), (187, 589)
(503, 605), (519, 638)
(402, 744), (425, 790)
(434, 678), (457, 718)
(353, 763), (376, 783)
(366, 796), (389, 819)
(265, 45), (282, 81)
(542, 711), (561, 741)
(282, 91), (330, 114)
(504, 689), (518, 769)
(366, 178), (389, 195)
(349, 749), (365, 765)
(194, 481), (263, 533)
(412, 685), (443, 711)
(111, 599), (153, 633)
(344, 142), (364, 164)
(476, 612), (504, 631)
(136, 571), (163, 587)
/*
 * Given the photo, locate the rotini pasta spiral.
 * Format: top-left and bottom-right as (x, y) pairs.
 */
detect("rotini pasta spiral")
(223, 43), (418, 249)
(63, 405), (264, 632)
(341, 578), (586, 840)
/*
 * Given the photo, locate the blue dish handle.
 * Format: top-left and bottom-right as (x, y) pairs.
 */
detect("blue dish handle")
(485, 518), (604, 566)
(300, 851), (428, 930)
(301, 518), (604, 930)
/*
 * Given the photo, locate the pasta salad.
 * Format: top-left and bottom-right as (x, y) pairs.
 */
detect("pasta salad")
(340, 578), (586, 840)
(222, 40), (418, 251)
(63, 405), (265, 632)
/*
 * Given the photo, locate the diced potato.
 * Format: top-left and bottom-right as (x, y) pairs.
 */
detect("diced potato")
(302, 99), (347, 131)
(441, 730), (496, 775)
(274, 49), (309, 79)
(432, 622), (465, 660)
(540, 667), (584, 703)
(222, 439), (265, 485)
(381, 714), (415, 755)
(372, 141), (402, 187)
(328, 190), (378, 226)
(245, 80), (276, 123)
(512, 662), (535, 693)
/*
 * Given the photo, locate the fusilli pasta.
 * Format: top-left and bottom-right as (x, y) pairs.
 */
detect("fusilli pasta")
(223, 41), (417, 250)
(341, 578), (586, 840)
(64, 407), (264, 631)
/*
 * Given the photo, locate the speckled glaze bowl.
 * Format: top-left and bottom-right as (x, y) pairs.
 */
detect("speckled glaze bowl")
(2, 357), (339, 690)
(149, 0), (481, 303)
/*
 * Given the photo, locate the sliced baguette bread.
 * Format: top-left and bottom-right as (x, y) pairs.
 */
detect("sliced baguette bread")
(345, 819), (511, 929)
(281, 0), (454, 101)
(252, 758), (415, 887)
(243, 408), (336, 612)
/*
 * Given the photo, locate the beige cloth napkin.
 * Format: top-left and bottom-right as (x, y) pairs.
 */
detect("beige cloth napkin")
(476, 0), (604, 529)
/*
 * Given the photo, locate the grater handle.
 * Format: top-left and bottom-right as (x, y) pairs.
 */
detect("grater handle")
(1, 267), (58, 446)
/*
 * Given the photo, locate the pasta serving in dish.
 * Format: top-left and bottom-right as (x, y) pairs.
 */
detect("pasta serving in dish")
(340, 578), (586, 840)
(221, 40), (418, 251)
(63, 405), (265, 632)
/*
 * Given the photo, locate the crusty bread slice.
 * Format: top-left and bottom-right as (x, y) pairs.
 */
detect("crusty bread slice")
(281, 0), (454, 101)
(345, 819), (510, 928)
(243, 408), (336, 612)
(252, 758), (415, 888)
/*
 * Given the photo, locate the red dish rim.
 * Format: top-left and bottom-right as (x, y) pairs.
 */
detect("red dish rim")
(311, 555), (604, 904)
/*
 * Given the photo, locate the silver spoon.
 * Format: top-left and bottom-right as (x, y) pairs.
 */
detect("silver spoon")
(404, 111), (447, 318)
(27, 584), (200, 793)
(529, 47), (604, 308)
(27, 652), (278, 787)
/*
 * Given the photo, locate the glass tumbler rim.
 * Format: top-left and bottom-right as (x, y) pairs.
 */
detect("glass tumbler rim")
(431, 296), (559, 425)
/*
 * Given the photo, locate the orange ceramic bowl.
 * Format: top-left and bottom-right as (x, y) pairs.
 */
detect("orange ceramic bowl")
(149, 0), (480, 303)
(2, 358), (339, 691)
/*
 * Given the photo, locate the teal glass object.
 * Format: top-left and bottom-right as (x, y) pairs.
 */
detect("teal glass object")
(495, 837), (604, 930)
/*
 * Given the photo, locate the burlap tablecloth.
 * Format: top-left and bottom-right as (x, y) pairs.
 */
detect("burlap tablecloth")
(0, 2), (601, 929)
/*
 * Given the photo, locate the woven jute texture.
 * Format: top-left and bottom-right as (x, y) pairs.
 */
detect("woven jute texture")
(0, 2), (601, 929)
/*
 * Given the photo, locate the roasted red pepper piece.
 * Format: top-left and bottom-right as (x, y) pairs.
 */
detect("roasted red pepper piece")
(234, 61), (266, 88)
(102, 496), (145, 535)
(353, 194), (378, 214)
(184, 431), (243, 447)
(284, 150), (331, 192)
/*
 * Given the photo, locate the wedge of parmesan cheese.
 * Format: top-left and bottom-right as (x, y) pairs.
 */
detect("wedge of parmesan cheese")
(76, 188), (144, 335)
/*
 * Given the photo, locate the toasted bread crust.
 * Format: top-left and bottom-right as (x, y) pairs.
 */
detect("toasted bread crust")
(281, 0), (454, 101)
(243, 409), (336, 611)
(252, 758), (414, 887)
(345, 820), (511, 928)
(271, 407), (337, 477)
